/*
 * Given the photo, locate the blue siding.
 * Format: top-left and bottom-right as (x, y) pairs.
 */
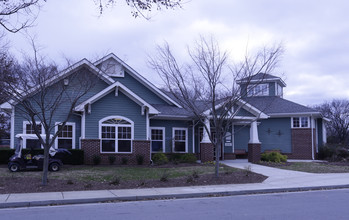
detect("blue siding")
(234, 125), (250, 151)
(150, 119), (193, 153)
(112, 71), (168, 105)
(85, 91), (146, 140)
(236, 106), (255, 117)
(258, 118), (292, 153)
(13, 67), (110, 149)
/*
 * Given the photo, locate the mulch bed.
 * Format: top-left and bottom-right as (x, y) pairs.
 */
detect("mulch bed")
(0, 171), (267, 194)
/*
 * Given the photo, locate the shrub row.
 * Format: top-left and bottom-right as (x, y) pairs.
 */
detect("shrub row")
(152, 153), (198, 165)
(261, 152), (287, 163)
(0, 148), (84, 165)
(318, 145), (349, 161)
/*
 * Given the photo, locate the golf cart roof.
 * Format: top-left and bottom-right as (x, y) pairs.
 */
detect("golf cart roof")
(15, 134), (54, 139)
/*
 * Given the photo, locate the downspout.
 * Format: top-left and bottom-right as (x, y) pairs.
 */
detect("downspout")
(311, 114), (314, 160)
(10, 107), (15, 149)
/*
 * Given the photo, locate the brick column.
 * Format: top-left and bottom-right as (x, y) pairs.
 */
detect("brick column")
(200, 143), (214, 162)
(248, 143), (261, 163)
(81, 139), (100, 164)
(133, 140), (151, 165)
(289, 128), (314, 159)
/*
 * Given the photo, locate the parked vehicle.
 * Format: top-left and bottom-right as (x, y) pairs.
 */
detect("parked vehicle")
(8, 134), (71, 172)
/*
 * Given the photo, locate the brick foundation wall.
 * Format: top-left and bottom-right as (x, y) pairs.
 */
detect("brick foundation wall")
(248, 143), (261, 163)
(289, 128), (316, 159)
(200, 143), (214, 162)
(81, 139), (151, 165)
(224, 153), (236, 160)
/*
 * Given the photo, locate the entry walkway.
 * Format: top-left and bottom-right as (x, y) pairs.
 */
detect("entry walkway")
(1, 160), (349, 209)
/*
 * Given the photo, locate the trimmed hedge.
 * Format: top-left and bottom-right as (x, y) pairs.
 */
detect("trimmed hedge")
(0, 148), (15, 164)
(0, 148), (84, 165)
(261, 152), (287, 163)
(152, 153), (169, 165)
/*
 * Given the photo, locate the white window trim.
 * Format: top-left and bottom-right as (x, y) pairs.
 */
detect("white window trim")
(291, 117), (310, 128)
(99, 116), (134, 154)
(172, 127), (188, 153)
(150, 127), (165, 153)
(22, 121), (44, 149)
(247, 84), (269, 97)
(55, 122), (76, 149)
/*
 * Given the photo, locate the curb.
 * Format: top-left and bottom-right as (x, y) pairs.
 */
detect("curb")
(1, 184), (349, 209)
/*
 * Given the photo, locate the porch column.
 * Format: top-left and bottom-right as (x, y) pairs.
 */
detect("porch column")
(200, 118), (214, 162)
(249, 121), (260, 144)
(248, 120), (261, 163)
(201, 118), (211, 143)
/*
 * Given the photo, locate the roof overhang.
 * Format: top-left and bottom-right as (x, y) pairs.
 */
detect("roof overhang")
(74, 81), (159, 115)
(237, 78), (287, 87)
(267, 112), (322, 118)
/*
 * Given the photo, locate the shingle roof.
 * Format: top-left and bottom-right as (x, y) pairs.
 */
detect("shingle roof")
(243, 96), (320, 115)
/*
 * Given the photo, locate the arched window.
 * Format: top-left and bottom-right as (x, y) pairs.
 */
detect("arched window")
(99, 116), (134, 153)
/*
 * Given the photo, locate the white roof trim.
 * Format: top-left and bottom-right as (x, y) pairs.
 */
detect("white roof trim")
(3, 59), (115, 107)
(268, 112), (322, 117)
(94, 53), (182, 108)
(202, 99), (269, 119)
(237, 78), (287, 87)
(0, 101), (11, 110)
(74, 81), (159, 114)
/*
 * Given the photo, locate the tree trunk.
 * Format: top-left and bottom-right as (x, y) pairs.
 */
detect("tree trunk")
(42, 144), (49, 185)
(214, 141), (221, 178)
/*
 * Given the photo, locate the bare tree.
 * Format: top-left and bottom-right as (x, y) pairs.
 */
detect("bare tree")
(2, 42), (99, 185)
(315, 99), (349, 145)
(0, 0), (41, 33)
(149, 37), (282, 177)
(97, 0), (182, 18)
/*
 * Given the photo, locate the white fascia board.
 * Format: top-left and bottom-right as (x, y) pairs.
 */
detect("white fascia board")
(237, 78), (287, 87)
(94, 53), (182, 108)
(0, 101), (12, 110)
(202, 99), (268, 119)
(74, 81), (159, 114)
(268, 112), (322, 117)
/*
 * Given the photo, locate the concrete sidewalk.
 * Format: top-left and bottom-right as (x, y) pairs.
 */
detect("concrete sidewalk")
(1, 160), (349, 209)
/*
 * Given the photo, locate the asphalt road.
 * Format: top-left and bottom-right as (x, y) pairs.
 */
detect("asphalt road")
(1, 189), (349, 220)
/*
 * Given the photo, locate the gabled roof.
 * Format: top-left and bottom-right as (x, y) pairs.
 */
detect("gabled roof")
(237, 73), (286, 87)
(94, 53), (182, 108)
(74, 81), (159, 115)
(243, 96), (321, 117)
(0, 59), (116, 109)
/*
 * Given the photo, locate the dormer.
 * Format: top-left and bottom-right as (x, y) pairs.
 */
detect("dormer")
(237, 73), (286, 98)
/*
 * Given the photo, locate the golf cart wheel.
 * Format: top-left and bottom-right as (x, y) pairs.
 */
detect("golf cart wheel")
(49, 163), (60, 172)
(9, 163), (20, 172)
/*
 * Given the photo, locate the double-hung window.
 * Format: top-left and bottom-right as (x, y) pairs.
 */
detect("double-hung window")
(173, 128), (187, 153)
(23, 122), (42, 149)
(56, 123), (75, 149)
(292, 117), (309, 128)
(100, 117), (133, 153)
(150, 127), (165, 152)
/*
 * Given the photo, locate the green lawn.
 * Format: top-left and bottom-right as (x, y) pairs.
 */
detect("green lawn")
(0, 164), (238, 182)
(260, 162), (349, 173)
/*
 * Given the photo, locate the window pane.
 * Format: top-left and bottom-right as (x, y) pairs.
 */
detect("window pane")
(151, 129), (163, 140)
(102, 126), (115, 138)
(293, 118), (300, 128)
(58, 125), (73, 138)
(58, 139), (72, 149)
(118, 127), (131, 139)
(118, 140), (131, 152)
(26, 139), (41, 149)
(174, 142), (186, 152)
(175, 130), (186, 141)
(151, 141), (163, 152)
(301, 117), (308, 127)
(26, 123), (41, 134)
(102, 140), (115, 152)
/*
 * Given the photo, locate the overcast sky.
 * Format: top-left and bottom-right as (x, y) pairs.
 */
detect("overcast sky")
(6, 0), (349, 106)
